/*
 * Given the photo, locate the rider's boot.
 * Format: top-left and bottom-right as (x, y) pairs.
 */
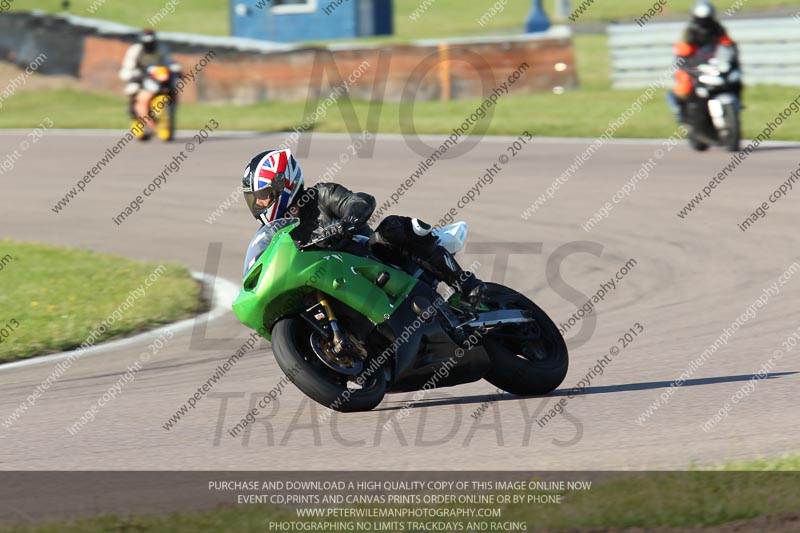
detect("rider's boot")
(370, 216), (487, 308)
(666, 91), (689, 124)
(678, 100), (690, 124)
(412, 246), (486, 308)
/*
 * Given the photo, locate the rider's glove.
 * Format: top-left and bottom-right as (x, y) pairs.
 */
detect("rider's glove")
(340, 215), (361, 236)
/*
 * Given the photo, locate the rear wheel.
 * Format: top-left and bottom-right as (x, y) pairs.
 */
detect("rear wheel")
(131, 119), (148, 140)
(481, 283), (568, 396)
(271, 317), (386, 412)
(688, 132), (709, 152)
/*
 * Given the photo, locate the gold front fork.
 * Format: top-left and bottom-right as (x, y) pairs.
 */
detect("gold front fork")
(317, 291), (345, 352)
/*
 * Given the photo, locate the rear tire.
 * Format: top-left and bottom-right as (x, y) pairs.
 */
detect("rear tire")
(271, 317), (386, 412)
(481, 283), (568, 396)
(131, 119), (146, 140)
(688, 132), (709, 152)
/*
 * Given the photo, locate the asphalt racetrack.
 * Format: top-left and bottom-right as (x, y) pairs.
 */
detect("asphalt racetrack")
(1, 130), (799, 472)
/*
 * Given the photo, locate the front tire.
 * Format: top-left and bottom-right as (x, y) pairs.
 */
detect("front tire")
(722, 104), (741, 152)
(151, 95), (174, 141)
(481, 283), (568, 396)
(165, 101), (176, 142)
(271, 317), (386, 412)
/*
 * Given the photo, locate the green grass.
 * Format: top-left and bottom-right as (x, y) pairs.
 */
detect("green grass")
(4, 64), (800, 141)
(396, 0), (798, 38)
(6, 455), (799, 532)
(574, 33), (612, 90)
(556, 0), (797, 23)
(714, 454), (800, 470)
(13, 0), (229, 36)
(0, 241), (204, 362)
(14, 0), (800, 38)
(5, 10), (800, 140)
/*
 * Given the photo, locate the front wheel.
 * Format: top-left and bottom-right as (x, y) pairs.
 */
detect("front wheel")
(481, 283), (568, 396)
(151, 95), (174, 141)
(271, 317), (386, 412)
(722, 103), (740, 152)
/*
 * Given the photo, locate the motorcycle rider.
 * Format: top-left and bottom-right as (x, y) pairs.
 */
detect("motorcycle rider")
(671, 0), (740, 122)
(241, 148), (486, 307)
(119, 29), (172, 130)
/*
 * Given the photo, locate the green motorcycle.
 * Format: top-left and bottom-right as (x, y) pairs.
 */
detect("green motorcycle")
(232, 218), (568, 412)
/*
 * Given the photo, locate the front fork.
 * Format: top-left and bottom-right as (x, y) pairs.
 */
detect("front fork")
(317, 292), (347, 354)
(708, 94), (739, 132)
(302, 291), (364, 360)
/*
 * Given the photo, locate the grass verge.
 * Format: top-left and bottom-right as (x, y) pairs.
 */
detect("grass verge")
(0, 241), (204, 362)
(10, 0), (229, 36)
(3, 78), (799, 141)
(12, 1), (800, 37)
(5, 455), (800, 532)
(2, 22), (799, 140)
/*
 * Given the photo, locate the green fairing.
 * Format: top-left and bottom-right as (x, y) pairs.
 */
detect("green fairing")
(232, 222), (418, 341)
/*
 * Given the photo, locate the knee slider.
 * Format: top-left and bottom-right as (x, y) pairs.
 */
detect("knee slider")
(411, 218), (432, 236)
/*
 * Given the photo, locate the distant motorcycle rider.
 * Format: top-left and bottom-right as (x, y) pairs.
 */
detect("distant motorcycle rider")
(241, 148), (486, 307)
(119, 29), (172, 120)
(672, 1), (740, 122)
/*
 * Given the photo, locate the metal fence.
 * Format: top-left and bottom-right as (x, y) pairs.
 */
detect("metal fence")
(608, 17), (800, 89)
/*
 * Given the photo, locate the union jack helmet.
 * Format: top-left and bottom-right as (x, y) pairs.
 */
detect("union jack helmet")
(242, 148), (304, 224)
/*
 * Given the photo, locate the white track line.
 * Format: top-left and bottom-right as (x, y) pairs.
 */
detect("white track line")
(0, 272), (240, 372)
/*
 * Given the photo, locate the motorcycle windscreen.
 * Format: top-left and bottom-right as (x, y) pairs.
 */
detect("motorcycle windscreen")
(243, 218), (300, 276)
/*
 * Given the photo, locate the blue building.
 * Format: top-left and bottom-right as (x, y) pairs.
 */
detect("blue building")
(230, 0), (393, 43)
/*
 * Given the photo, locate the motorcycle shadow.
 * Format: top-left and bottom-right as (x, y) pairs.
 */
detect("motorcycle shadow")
(373, 371), (797, 411)
(746, 144), (800, 153)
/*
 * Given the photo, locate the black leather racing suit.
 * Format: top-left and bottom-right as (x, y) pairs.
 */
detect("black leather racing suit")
(286, 182), (484, 304)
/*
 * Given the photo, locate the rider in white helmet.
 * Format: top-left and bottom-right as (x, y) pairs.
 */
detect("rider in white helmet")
(672, 1), (740, 120)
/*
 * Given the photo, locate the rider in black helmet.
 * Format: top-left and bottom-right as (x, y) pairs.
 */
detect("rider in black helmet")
(241, 148), (486, 307)
(119, 29), (171, 120)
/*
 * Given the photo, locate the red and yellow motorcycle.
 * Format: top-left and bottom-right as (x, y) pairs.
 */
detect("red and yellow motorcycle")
(132, 64), (180, 142)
